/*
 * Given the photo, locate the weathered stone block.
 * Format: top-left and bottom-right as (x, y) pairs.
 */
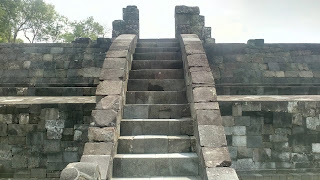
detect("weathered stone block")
(232, 136), (246, 146)
(88, 127), (116, 142)
(247, 136), (262, 148)
(222, 116), (234, 127)
(96, 80), (123, 95)
(103, 58), (127, 69)
(0, 124), (7, 136)
(237, 147), (253, 159)
(45, 120), (65, 139)
(63, 151), (79, 163)
(0, 114), (13, 124)
(30, 168), (46, 178)
(198, 125), (227, 147)
(232, 126), (246, 136)
(175, 6), (200, 14)
(185, 43), (205, 55)
(202, 147), (231, 167)
(44, 140), (61, 153)
(60, 162), (100, 180)
(40, 108), (59, 120)
(18, 114), (29, 124)
(253, 148), (271, 162)
(106, 50), (129, 58)
(234, 116), (250, 126)
(193, 87), (217, 102)
(50, 47), (64, 54)
(232, 104), (242, 116)
(186, 54), (209, 67)
(96, 95), (121, 111)
(43, 54), (53, 61)
(312, 143), (320, 153)
(100, 69), (125, 80)
(306, 117), (320, 130)
(206, 167), (239, 180)
(83, 142), (113, 155)
(91, 110), (118, 127)
(194, 102), (219, 110)
(81, 155), (111, 180)
(191, 71), (214, 85)
(196, 110), (222, 125)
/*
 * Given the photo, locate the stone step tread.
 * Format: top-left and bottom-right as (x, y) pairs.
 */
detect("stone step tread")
(135, 47), (180, 53)
(132, 61), (183, 70)
(119, 135), (195, 140)
(136, 42), (180, 48)
(133, 52), (181, 60)
(129, 69), (184, 80)
(122, 118), (192, 122)
(126, 91), (187, 104)
(138, 38), (178, 42)
(127, 79), (186, 91)
(112, 177), (201, 180)
(115, 153), (198, 158)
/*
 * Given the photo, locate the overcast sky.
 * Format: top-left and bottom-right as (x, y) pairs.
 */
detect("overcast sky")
(44, 0), (320, 43)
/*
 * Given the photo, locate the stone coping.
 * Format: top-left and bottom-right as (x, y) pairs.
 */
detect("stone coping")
(218, 95), (320, 101)
(0, 96), (96, 104)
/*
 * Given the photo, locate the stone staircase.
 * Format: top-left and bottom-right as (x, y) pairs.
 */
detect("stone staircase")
(112, 39), (201, 180)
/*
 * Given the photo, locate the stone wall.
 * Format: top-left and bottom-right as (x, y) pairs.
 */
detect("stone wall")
(112, 6), (139, 38)
(218, 96), (320, 178)
(0, 99), (96, 179)
(0, 39), (111, 96)
(205, 43), (320, 95)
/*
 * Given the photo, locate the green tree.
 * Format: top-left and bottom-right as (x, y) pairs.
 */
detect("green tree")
(61, 16), (105, 42)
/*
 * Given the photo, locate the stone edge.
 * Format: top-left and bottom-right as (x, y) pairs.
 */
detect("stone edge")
(179, 34), (239, 180)
(60, 34), (138, 180)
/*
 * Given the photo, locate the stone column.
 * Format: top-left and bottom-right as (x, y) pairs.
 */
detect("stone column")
(112, 6), (139, 38)
(175, 5), (214, 43)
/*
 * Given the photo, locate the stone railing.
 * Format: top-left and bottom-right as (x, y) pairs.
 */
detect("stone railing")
(60, 34), (138, 180)
(179, 34), (239, 180)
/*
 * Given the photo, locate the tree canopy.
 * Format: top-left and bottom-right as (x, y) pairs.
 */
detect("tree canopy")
(0, 0), (108, 43)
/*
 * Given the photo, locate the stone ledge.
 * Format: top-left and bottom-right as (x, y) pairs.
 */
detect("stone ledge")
(218, 95), (320, 102)
(0, 96), (96, 105)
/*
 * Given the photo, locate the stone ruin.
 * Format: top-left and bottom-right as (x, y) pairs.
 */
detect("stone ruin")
(0, 4), (320, 180)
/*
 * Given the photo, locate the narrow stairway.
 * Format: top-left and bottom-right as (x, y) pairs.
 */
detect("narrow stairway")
(112, 39), (200, 180)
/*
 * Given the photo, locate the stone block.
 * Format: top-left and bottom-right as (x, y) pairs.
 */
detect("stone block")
(232, 126), (246, 136)
(0, 114), (13, 124)
(91, 110), (117, 127)
(198, 125), (227, 147)
(312, 143), (320, 153)
(196, 110), (222, 125)
(194, 102), (219, 110)
(247, 124), (262, 135)
(193, 87), (217, 102)
(8, 124), (36, 136)
(253, 148), (271, 162)
(45, 120), (65, 139)
(247, 136), (262, 148)
(299, 71), (313, 77)
(12, 155), (28, 168)
(232, 104), (242, 116)
(232, 136), (246, 147)
(18, 114), (29, 124)
(247, 39), (264, 46)
(44, 140), (61, 153)
(106, 50), (129, 58)
(268, 62), (280, 71)
(191, 71), (214, 85)
(202, 147), (231, 167)
(237, 147), (253, 159)
(80, 67), (101, 77)
(88, 127), (116, 142)
(30, 168), (46, 178)
(81, 155), (111, 180)
(103, 58), (127, 69)
(60, 162), (100, 180)
(234, 116), (250, 126)
(47, 153), (63, 163)
(96, 80), (123, 95)
(50, 47), (64, 54)
(306, 117), (320, 130)
(43, 54), (53, 61)
(100, 68), (125, 80)
(272, 152), (291, 161)
(40, 108), (59, 120)
(83, 142), (113, 155)
(185, 43), (205, 55)
(63, 151), (79, 163)
(222, 116), (234, 127)
(186, 54), (209, 67)
(206, 167), (239, 180)
(96, 95), (121, 111)
(0, 124), (7, 136)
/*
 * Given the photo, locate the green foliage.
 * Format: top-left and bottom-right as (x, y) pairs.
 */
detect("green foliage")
(61, 16), (105, 43)
(0, 0), (108, 43)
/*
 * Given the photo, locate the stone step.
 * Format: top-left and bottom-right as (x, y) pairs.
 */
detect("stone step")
(127, 79), (186, 91)
(123, 104), (191, 119)
(126, 91), (187, 104)
(129, 69), (184, 79)
(138, 39), (179, 43)
(133, 52), (181, 60)
(112, 177), (201, 180)
(117, 135), (195, 154)
(132, 60), (183, 70)
(136, 42), (180, 48)
(135, 47), (180, 53)
(120, 119), (194, 136)
(113, 153), (199, 177)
